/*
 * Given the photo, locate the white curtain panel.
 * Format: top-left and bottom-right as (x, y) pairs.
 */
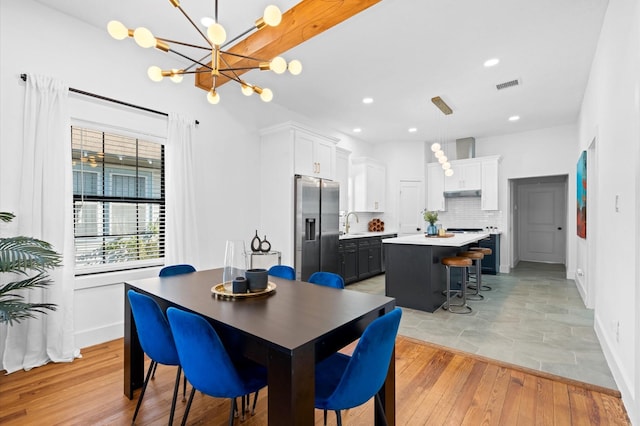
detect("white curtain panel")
(165, 113), (200, 267)
(2, 74), (79, 373)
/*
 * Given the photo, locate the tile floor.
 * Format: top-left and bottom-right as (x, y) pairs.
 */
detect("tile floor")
(348, 261), (617, 389)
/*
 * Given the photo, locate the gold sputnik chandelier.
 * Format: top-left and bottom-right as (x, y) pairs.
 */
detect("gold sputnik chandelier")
(107, 0), (302, 104)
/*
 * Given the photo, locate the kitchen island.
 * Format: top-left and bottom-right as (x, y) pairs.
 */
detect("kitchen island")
(382, 232), (489, 312)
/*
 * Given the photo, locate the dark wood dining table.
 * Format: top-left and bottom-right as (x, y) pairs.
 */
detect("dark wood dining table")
(124, 268), (396, 425)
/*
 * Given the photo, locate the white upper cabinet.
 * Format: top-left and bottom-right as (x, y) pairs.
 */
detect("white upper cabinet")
(352, 157), (386, 212)
(444, 159), (482, 191)
(335, 147), (351, 212)
(293, 129), (335, 179)
(426, 163), (445, 211)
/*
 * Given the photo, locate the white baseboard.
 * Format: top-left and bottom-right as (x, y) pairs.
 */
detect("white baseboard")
(75, 322), (123, 349)
(594, 315), (638, 425)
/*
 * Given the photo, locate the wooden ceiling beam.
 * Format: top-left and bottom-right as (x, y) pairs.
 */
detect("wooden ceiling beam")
(195, 0), (381, 91)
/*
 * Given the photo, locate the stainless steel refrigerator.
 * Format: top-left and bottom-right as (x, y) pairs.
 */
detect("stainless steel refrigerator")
(294, 175), (340, 281)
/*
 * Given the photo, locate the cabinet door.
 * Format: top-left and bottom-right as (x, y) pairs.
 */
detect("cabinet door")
(357, 239), (371, 278)
(293, 132), (316, 176)
(368, 238), (382, 275)
(343, 242), (358, 283)
(481, 159), (499, 210)
(464, 162), (482, 190)
(444, 160), (481, 191)
(368, 164), (386, 211)
(335, 148), (350, 211)
(426, 163), (445, 211)
(315, 139), (335, 179)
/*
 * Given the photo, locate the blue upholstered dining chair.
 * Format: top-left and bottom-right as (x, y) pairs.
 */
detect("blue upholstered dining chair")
(315, 307), (402, 426)
(159, 263), (196, 277)
(268, 264), (296, 280)
(127, 290), (183, 426)
(308, 271), (345, 289)
(166, 307), (268, 426)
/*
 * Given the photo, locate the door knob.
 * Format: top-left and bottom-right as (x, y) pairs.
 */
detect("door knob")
(557, 227), (562, 230)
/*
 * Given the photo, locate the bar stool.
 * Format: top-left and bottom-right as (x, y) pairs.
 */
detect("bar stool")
(458, 251), (485, 300)
(470, 247), (492, 290)
(441, 257), (473, 314)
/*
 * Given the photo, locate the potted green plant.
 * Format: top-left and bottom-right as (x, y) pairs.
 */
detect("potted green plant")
(423, 210), (439, 236)
(0, 212), (60, 325)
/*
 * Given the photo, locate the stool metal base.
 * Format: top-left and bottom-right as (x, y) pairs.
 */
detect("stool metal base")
(443, 265), (472, 314)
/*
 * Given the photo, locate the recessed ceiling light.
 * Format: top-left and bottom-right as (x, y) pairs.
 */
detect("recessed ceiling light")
(362, 97), (373, 104)
(408, 127), (417, 133)
(508, 115), (520, 121)
(353, 128), (362, 133)
(484, 58), (500, 67)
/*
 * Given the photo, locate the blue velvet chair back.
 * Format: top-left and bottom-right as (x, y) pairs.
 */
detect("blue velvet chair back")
(308, 271), (345, 289)
(167, 307), (261, 398)
(268, 265), (296, 280)
(159, 264), (196, 277)
(127, 290), (180, 366)
(316, 307), (402, 410)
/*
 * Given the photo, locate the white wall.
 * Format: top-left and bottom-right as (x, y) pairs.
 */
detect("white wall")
(578, 0), (640, 423)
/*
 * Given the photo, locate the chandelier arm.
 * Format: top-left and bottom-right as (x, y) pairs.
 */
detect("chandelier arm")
(155, 37), (210, 51)
(217, 53), (248, 84)
(219, 66), (261, 72)
(219, 50), (266, 63)
(167, 48), (213, 71)
(183, 52), (214, 72)
(221, 26), (256, 50)
(174, 5), (212, 47)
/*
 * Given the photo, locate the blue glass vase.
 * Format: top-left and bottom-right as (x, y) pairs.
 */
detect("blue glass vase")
(427, 224), (438, 235)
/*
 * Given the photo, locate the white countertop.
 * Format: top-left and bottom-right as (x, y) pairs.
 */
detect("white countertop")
(339, 231), (398, 240)
(382, 232), (490, 247)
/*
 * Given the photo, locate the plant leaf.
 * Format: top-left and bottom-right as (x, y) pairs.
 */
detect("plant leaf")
(0, 236), (61, 273)
(0, 212), (15, 223)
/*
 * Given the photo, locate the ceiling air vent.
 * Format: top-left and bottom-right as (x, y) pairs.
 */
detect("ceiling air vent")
(496, 79), (520, 91)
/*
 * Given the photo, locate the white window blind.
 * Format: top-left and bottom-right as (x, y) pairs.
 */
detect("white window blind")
(71, 126), (165, 273)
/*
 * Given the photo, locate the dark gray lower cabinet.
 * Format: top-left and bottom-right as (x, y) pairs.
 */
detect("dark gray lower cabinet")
(338, 241), (358, 283)
(475, 234), (500, 274)
(339, 234), (396, 284)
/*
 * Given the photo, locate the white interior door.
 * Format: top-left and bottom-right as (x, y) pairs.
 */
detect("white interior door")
(398, 180), (423, 235)
(518, 182), (566, 263)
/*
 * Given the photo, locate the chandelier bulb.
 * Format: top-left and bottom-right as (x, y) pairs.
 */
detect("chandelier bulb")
(241, 84), (253, 96)
(438, 155), (448, 164)
(147, 66), (164, 82)
(169, 69), (183, 83)
(207, 22), (227, 46)
(260, 88), (273, 102)
(442, 162), (451, 170)
(430, 142), (441, 152)
(288, 59), (303, 75)
(207, 89), (220, 104)
(263, 5), (282, 27)
(133, 27), (156, 48)
(270, 56), (287, 74)
(107, 20), (129, 40)
(435, 150), (444, 158)
(445, 169), (454, 177)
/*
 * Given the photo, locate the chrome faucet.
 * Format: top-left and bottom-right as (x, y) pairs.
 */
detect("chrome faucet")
(345, 211), (359, 234)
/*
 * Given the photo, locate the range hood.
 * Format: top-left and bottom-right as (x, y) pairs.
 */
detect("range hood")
(456, 137), (476, 159)
(444, 189), (481, 198)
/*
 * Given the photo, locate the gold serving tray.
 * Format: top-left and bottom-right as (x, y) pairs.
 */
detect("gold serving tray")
(425, 233), (455, 238)
(211, 281), (277, 299)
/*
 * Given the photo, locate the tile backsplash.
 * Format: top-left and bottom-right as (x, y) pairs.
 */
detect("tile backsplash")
(436, 197), (503, 231)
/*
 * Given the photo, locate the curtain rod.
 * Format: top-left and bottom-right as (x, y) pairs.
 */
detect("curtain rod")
(20, 74), (199, 125)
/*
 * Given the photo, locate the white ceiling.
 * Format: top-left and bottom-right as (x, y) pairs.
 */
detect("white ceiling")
(34, 0), (609, 144)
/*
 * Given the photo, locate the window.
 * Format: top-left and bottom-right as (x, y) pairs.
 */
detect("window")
(71, 127), (165, 273)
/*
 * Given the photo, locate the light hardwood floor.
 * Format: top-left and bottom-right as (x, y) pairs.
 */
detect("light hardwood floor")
(0, 336), (629, 425)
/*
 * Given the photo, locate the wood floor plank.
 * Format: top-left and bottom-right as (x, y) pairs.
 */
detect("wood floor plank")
(0, 336), (630, 426)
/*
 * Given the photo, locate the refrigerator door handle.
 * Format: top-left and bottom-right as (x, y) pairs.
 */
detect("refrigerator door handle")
(305, 218), (316, 241)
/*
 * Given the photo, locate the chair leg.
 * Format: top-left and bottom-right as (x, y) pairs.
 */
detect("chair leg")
(182, 375), (187, 402)
(228, 399), (237, 426)
(335, 410), (342, 426)
(151, 361), (158, 380)
(181, 388), (196, 426)
(323, 410), (328, 426)
(375, 394), (389, 426)
(251, 390), (259, 415)
(132, 360), (156, 424)
(168, 366), (181, 426)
